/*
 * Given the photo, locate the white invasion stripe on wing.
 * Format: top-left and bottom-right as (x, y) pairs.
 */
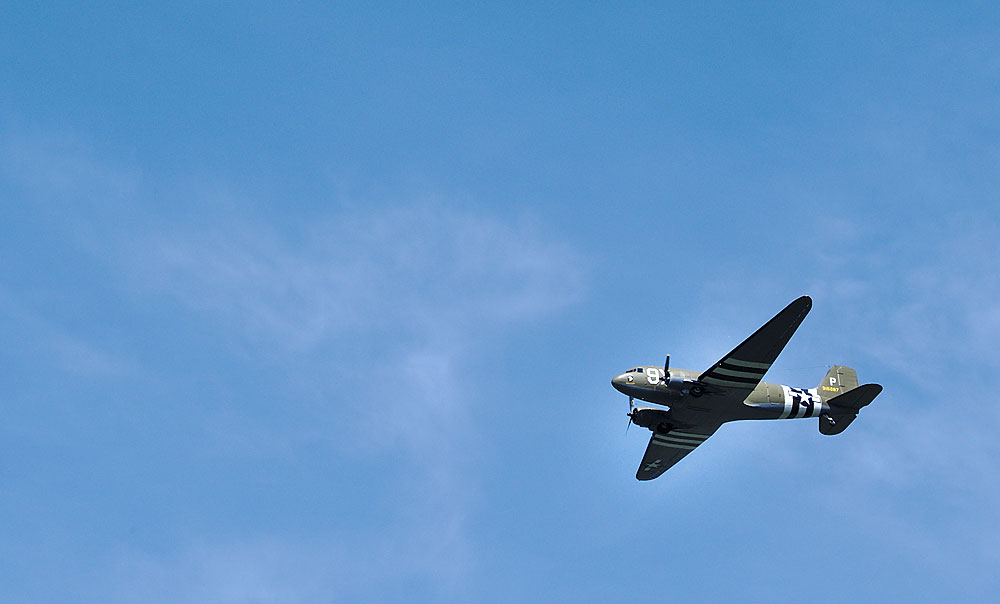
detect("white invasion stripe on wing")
(725, 358), (771, 369)
(651, 436), (695, 450)
(714, 367), (766, 379)
(664, 433), (710, 443)
(702, 376), (756, 388)
(653, 433), (706, 443)
(652, 441), (696, 450)
(654, 436), (702, 446)
(671, 432), (711, 440)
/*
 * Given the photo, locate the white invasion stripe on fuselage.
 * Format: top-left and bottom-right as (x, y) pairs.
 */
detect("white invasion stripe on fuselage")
(780, 384), (823, 420)
(778, 385), (794, 419)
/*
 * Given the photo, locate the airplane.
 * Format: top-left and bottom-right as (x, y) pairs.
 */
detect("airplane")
(611, 296), (882, 480)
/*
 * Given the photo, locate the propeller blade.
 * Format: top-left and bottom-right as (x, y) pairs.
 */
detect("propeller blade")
(626, 396), (635, 434)
(664, 354), (670, 376)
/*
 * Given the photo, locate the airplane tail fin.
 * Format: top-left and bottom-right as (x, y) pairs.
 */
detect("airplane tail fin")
(816, 366), (880, 435)
(817, 366), (859, 403)
(818, 383), (882, 435)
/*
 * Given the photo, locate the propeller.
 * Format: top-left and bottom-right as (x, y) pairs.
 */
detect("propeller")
(625, 395), (635, 434)
(664, 354), (670, 377)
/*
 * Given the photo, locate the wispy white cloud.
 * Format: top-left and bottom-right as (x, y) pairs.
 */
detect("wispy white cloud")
(1, 129), (139, 208)
(123, 201), (584, 350)
(0, 287), (138, 381)
(135, 204), (585, 594)
(2, 133), (586, 600)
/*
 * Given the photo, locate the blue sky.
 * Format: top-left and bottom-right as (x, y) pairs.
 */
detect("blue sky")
(2, 3), (999, 602)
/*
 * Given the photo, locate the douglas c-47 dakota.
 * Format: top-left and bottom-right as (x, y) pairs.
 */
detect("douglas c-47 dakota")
(612, 296), (881, 480)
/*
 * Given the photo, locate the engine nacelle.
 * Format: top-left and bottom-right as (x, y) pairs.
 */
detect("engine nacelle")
(666, 375), (686, 393)
(630, 407), (672, 431)
(666, 375), (701, 397)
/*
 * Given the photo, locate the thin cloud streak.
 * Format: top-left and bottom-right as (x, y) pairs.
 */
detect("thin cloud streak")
(127, 207), (583, 598)
(3, 134), (587, 600)
(127, 202), (584, 350)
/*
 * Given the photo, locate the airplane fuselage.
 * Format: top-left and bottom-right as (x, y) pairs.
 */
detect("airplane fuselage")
(612, 365), (827, 430)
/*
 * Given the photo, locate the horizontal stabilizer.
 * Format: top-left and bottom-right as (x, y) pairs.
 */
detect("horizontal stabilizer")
(819, 383), (882, 436)
(819, 413), (856, 435)
(827, 383), (882, 410)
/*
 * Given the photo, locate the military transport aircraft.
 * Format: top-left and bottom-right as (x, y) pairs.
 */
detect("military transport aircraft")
(612, 296), (881, 480)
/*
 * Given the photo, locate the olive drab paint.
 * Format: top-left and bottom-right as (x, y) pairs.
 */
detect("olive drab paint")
(612, 296), (882, 480)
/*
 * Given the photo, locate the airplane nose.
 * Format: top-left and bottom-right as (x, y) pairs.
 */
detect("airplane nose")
(612, 374), (627, 393)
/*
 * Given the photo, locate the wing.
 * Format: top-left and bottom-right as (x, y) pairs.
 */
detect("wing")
(698, 296), (812, 400)
(636, 425), (721, 480)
